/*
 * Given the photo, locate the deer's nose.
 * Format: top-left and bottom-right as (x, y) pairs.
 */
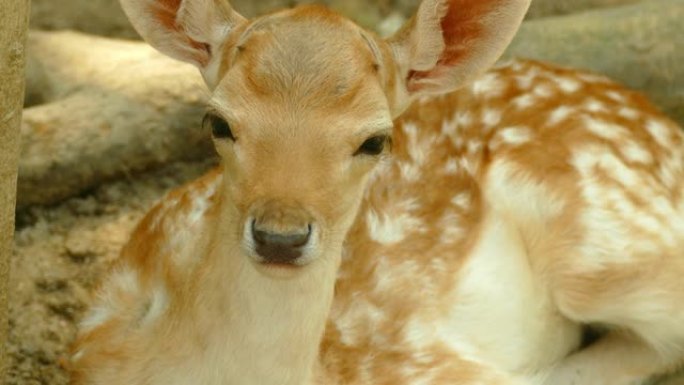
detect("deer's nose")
(252, 220), (311, 264)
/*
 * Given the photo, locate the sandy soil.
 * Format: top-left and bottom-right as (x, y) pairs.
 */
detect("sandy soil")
(7, 159), (216, 385)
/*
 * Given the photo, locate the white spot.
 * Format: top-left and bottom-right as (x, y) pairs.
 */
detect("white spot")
(333, 297), (386, 346)
(403, 316), (435, 349)
(403, 123), (436, 166)
(80, 305), (113, 332)
(646, 119), (673, 148)
(485, 160), (566, 221)
(572, 145), (641, 188)
(80, 267), (140, 331)
(547, 106), (573, 126)
(606, 90), (627, 103)
(499, 126), (533, 145)
(533, 84), (554, 98)
(490, 126), (533, 150)
(620, 140), (653, 165)
(188, 196), (209, 224)
(111, 268), (140, 293)
(440, 118), (457, 136)
(583, 117), (629, 140)
(513, 94), (536, 110)
(444, 157), (459, 174)
(482, 109), (502, 128)
(515, 67), (539, 90)
(618, 107), (640, 121)
(657, 161), (679, 191)
(472, 72), (504, 98)
(455, 111), (473, 128)
(71, 349), (85, 362)
(366, 209), (422, 245)
(556, 77), (581, 93)
(467, 140), (483, 155)
(399, 161), (421, 182)
(584, 99), (608, 113)
(450, 135), (465, 151)
(458, 157), (480, 176)
(451, 192), (472, 209)
(508, 59), (525, 72)
(141, 286), (169, 325)
(439, 211), (465, 242)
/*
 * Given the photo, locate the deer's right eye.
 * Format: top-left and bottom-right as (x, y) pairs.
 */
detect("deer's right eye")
(355, 135), (389, 156)
(203, 113), (235, 141)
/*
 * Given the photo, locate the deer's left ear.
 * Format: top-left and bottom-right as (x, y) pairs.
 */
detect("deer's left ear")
(388, 0), (530, 106)
(120, 0), (246, 85)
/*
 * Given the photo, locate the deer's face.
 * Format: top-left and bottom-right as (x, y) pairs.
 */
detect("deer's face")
(121, 0), (530, 270)
(207, 8), (394, 268)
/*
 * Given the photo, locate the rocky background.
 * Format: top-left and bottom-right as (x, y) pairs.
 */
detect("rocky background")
(8, 0), (684, 384)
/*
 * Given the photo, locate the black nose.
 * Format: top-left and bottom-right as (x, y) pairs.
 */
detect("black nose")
(252, 221), (311, 264)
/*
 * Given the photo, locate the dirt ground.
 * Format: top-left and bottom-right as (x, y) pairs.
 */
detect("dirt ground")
(6, 158), (216, 385)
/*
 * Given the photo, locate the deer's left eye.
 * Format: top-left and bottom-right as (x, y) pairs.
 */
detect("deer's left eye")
(203, 113), (235, 141)
(355, 135), (389, 156)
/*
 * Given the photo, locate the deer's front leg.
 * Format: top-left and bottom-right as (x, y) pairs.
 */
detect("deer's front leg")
(544, 333), (681, 385)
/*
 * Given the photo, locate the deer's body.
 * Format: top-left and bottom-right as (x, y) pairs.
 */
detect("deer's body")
(71, 1), (684, 384)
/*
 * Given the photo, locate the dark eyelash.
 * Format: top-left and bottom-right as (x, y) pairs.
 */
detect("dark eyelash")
(355, 135), (389, 156)
(203, 113), (235, 141)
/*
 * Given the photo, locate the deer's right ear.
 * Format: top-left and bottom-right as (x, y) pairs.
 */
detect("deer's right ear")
(387, 0), (530, 113)
(120, 0), (246, 81)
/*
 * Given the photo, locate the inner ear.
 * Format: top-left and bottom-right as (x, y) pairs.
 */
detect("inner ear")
(389, 0), (531, 99)
(121, 0), (246, 72)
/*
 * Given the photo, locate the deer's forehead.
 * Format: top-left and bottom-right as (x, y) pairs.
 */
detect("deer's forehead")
(212, 86), (391, 142)
(212, 65), (391, 138)
(217, 9), (380, 102)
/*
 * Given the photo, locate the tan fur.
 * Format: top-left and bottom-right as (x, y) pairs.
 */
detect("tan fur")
(71, 1), (684, 384)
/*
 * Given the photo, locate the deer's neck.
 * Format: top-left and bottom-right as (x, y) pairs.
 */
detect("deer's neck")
(189, 216), (339, 385)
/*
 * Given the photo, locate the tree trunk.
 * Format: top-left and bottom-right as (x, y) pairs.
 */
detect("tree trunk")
(0, 0), (30, 378)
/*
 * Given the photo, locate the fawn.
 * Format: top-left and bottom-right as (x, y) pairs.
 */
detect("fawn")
(70, 0), (684, 384)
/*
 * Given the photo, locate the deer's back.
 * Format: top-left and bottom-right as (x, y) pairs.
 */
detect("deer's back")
(321, 59), (684, 382)
(73, 59), (684, 384)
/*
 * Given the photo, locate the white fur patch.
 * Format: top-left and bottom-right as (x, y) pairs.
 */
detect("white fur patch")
(533, 84), (554, 98)
(620, 140), (653, 165)
(605, 90), (627, 103)
(556, 77), (581, 93)
(618, 107), (640, 121)
(366, 208), (422, 245)
(472, 72), (505, 98)
(482, 109), (502, 128)
(490, 126), (533, 151)
(451, 192), (472, 209)
(513, 94), (536, 110)
(141, 286), (169, 325)
(444, 157), (460, 174)
(80, 268), (140, 332)
(646, 119), (673, 148)
(583, 117), (629, 141)
(584, 99), (608, 113)
(444, 212), (580, 371)
(547, 106), (574, 126)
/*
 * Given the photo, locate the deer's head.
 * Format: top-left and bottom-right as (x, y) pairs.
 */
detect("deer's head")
(121, 0), (530, 272)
